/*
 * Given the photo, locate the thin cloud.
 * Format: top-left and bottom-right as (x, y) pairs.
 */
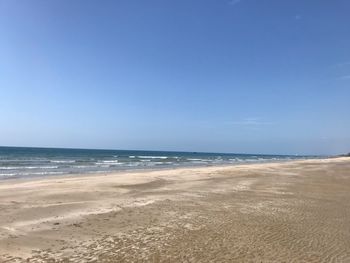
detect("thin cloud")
(229, 118), (274, 126)
(295, 15), (302, 20)
(228, 0), (242, 6)
(334, 61), (350, 68)
(338, 75), (350, 80)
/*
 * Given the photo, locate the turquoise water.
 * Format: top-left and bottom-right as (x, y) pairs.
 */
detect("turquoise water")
(0, 146), (315, 179)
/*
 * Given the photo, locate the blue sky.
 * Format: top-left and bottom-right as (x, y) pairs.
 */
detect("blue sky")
(0, 0), (349, 155)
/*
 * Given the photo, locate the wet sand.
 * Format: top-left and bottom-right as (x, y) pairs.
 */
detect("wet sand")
(1, 158), (350, 262)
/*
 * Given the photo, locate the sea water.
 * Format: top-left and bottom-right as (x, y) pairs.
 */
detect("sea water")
(0, 146), (315, 179)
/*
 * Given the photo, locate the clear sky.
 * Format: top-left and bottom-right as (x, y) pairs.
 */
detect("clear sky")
(0, 0), (349, 155)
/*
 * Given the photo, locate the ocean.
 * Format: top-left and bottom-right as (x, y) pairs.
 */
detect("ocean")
(0, 146), (314, 180)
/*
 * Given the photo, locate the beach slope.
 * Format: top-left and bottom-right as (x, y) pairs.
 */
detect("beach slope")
(1, 158), (350, 262)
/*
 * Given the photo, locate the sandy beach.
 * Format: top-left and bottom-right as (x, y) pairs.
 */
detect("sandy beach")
(1, 157), (350, 262)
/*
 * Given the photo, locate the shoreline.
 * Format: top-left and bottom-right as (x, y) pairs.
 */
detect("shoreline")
(1, 157), (350, 262)
(0, 156), (324, 184)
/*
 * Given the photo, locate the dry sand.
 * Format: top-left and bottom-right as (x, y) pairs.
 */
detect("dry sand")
(0, 157), (350, 262)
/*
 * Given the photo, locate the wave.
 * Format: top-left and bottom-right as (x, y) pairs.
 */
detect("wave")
(0, 173), (17, 177)
(0, 166), (59, 170)
(20, 171), (66, 176)
(137, 156), (169, 159)
(153, 161), (174, 165)
(99, 160), (119, 163)
(0, 171), (66, 177)
(74, 165), (100, 169)
(50, 160), (76, 163)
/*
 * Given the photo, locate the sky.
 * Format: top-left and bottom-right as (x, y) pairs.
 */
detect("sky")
(0, 0), (349, 155)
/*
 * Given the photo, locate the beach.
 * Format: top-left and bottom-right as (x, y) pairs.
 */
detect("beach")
(1, 157), (350, 262)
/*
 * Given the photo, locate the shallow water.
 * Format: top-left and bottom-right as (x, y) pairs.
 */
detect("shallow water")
(0, 146), (315, 179)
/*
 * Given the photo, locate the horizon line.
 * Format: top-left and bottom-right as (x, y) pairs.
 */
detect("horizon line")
(0, 145), (324, 157)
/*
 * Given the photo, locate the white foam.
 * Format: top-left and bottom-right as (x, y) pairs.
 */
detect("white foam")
(0, 166), (59, 170)
(137, 156), (168, 159)
(74, 165), (97, 169)
(153, 162), (170, 165)
(100, 160), (119, 163)
(13, 171), (66, 176)
(50, 160), (76, 163)
(0, 173), (17, 177)
(0, 167), (19, 170)
(189, 161), (208, 164)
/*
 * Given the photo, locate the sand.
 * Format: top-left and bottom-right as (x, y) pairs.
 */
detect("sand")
(0, 157), (350, 262)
